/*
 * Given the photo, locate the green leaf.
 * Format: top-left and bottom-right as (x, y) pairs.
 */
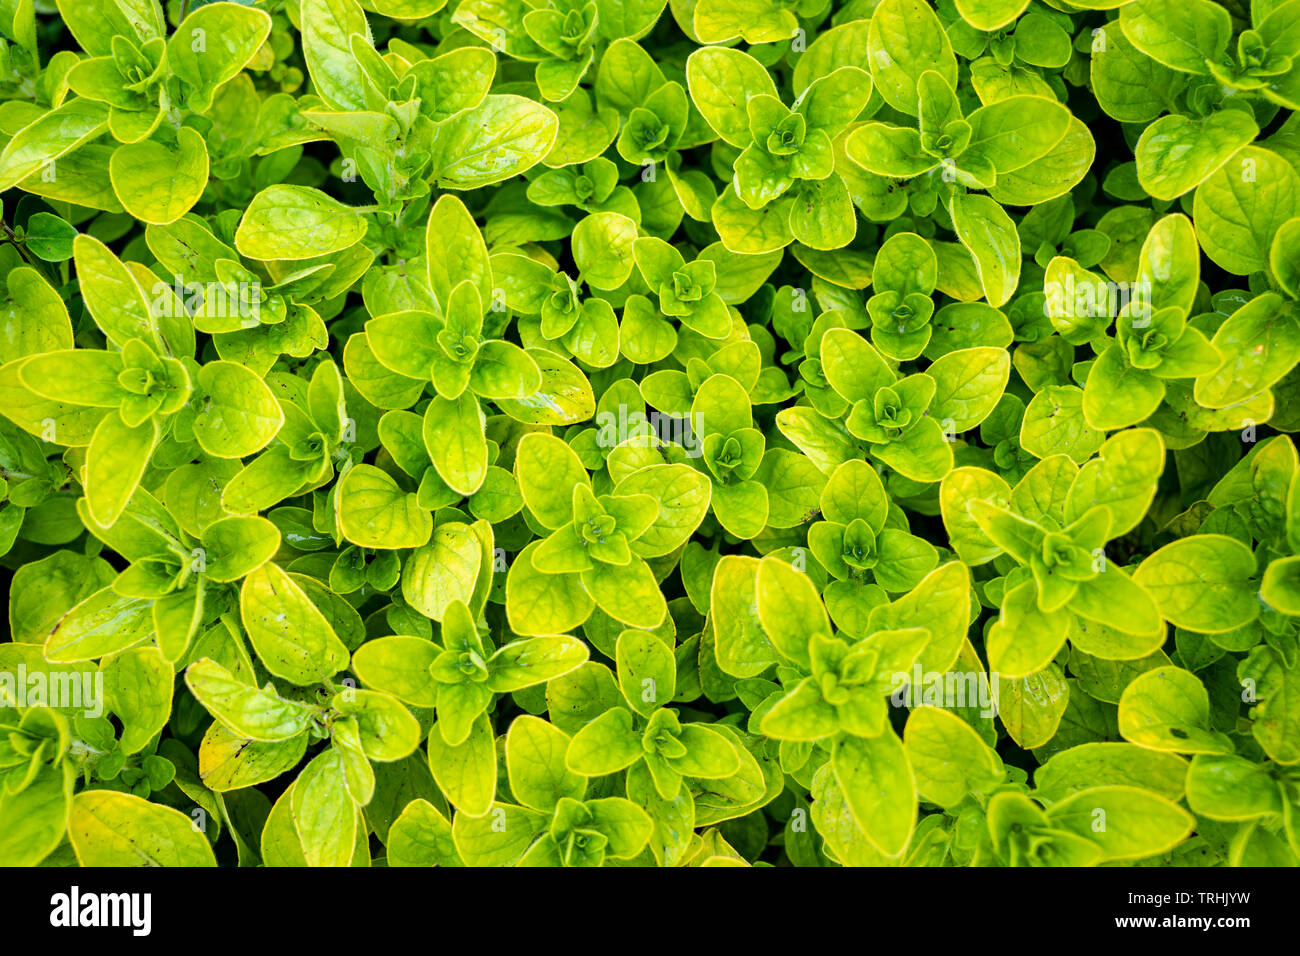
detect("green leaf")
(45, 587), (154, 662)
(515, 432), (590, 530)
(193, 361), (284, 459)
(820, 327), (893, 404)
(85, 413), (159, 528)
(711, 184), (794, 255)
(1134, 535), (1260, 633)
(1045, 785), (1194, 861)
(903, 706), (1003, 809)
(109, 127), (210, 225)
(403, 521), (484, 622)
(0, 99), (110, 192)
(235, 185), (367, 261)
(1065, 428), (1164, 538)
(1271, 217), (1300, 300)
(335, 689), (421, 762)
(1083, 345), (1166, 432)
(614, 464), (709, 557)
(685, 47), (777, 148)
(987, 579), (1070, 678)
(710, 555), (778, 678)
(388, 799), (463, 867)
(429, 95), (559, 190)
(762, 678), (840, 741)
(168, 3), (272, 112)
(582, 557), (668, 629)
(966, 96), (1072, 175)
(199, 722), (309, 792)
(22, 213), (77, 262)
(754, 556), (824, 670)
(488, 636), (589, 691)
(495, 349), (595, 425)
(507, 543), (595, 636)
(1068, 565), (1164, 638)
(997, 665), (1070, 749)
(928, 346), (1010, 433)
(954, 0), (1030, 31)
(1239, 645), (1300, 764)
(1262, 554), (1300, 615)
(949, 193), (1020, 308)
(300, 0), (371, 111)
(336, 463), (432, 550)
(1185, 753), (1284, 819)
(694, 0), (797, 43)
(104, 646), (173, 753)
(867, 0), (957, 116)
(567, 707), (642, 776)
(1021, 385), (1104, 464)
(1117, 666), (1235, 754)
(291, 748), (358, 867)
(831, 732), (916, 857)
(422, 394), (488, 496)
(427, 713), (497, 817)
(0, 762), (71, 866)
(1193, 147), (1300, 277)
(1035, 743), (1188, 803)
(351, 635), (441, 708)
(505, 715), (586, 813)
(68, 790), (217, 866)
(1136, 111), (1258, 202)
(198, 515), (280, 582)
(1119, 0), (1230, 75)
(870, 562), (971, 674)
(1091, 23), (1187, 124)
(8, 551), (113, 643)
(616, 629), (677, 716)
(0, 267), (74, 362)
(1194, 293), (1300, 409)
(940, 467), (1012, 565)
(240, 562), (349, 685)
(572, 212), (638, 291)
(185, 657), (317, 742)
(425, 194), (492, 312)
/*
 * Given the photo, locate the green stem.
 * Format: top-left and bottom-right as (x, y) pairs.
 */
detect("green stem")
(0, 219), (60, 287)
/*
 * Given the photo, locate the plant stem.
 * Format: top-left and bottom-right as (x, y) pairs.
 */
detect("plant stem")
(0, 218), (60, 287)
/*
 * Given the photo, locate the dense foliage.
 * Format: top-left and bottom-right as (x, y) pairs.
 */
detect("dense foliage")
(1, 0), (1299, 868)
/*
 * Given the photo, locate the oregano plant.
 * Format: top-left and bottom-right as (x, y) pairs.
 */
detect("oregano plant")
(0, 0), (1298, 870)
